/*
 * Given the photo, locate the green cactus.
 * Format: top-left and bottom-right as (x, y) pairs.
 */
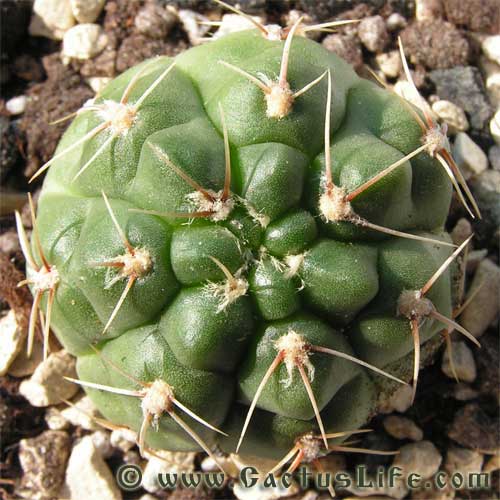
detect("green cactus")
(18, 13), (480, 474)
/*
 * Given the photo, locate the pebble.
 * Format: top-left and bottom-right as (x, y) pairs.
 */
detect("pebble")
(452, 383), (479, 401)
(70, 0), (105, 23)
(394, 81), (435, 122)
(460, 258), (500, 339)
(450, 218), (472, 245)
(442, 341), (477, 382)
(90, 430), (114, 459)
(480, 57), (500, 108)
(383, 415), (424, 441)
(323, 34), (363, 70)
(482, 35), (500, 65)
(452, 132), (488, 179)
(6, 95), (27, 115)
(29, 0), (75, 40)
(393, 441), (442, 480)
(400, 20), (469, 70)
(62, 24), (108, 61)
(18, 430), (71, 499)
(386, 13), (407, 32)
(415, 0), (443, 21)
(110, 427), (138, 452)
(212, 13), (265, 40)
(0, 310), (25, 376)
(375, 51), (402, 79)
(60, 395), (100, 430)
(8, 339), (44, 378)
(86, 76), (112, 94)
(142, 450), (196, 493)
(448, 403), (499, 450)
(432, 100), (469, 134)
(445, 446), (484, 479)
(358, 16), (388, 53)
(45, 406), (70, 430)
(65, 435), (122, 500)
(430, 67), (493, 130)
(379, 384), (414, 414)
(490, 110), (500, 145)
(202, 455), (239, 477)
(489, 146), (500, 171)
(19, 350), (78, 407)
(134, 3), (177, 39)
(178, 9), (211, 46)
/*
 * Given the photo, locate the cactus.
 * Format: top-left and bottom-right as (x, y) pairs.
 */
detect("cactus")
(18, 11), (481, 474)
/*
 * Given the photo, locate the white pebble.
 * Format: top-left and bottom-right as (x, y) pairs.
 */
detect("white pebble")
(376, 50), (402, 78)
(90, 430), (113, 459)
(45, 406), (70, 430)
(62, 24), (108, 61)
(110, 427), (138, 453)
(19, 350), (78, 407)
(86, 76), (112, 94)
(29, 0), (75, 40)
(212, 14), (265, 40)
(65, 436), (122, 500)
(432, 100), (469, 134)
(490, 110), (500, 145)
(70, 0), (105, 23)
(452, 132), (488, 179)
(393, 441), (442, 480)
(6, 95), (27, 115)
(379, 384), (414, 414)
(60, 395), (101, 430)
(482, 35), (500, 65)
(178, 9), (211, 46)
(383, 415), (424, 441)
(0, 310), (25, 376)
(142, 450), (195, 493)
(415, 0), (443, 21)
(386, 13), (407, 31)
(442, 341), (477, 383)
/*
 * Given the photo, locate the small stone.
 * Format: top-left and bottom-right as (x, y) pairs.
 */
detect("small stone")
(379, 384), (414, 414)
(62, 24), (108, 61)
(429, 67), (493, 130)
(178, 9), (211, 46)
(18, 430), (71, 499)
(212, 13), (265, 40)
(19, 350), (78, 407)
(393, 441), (442, 480)
(201, 455), (239, 477)
(376, 51), (402, 79)
(0, 310), (25, 376)
(6, 95), (27, 115)
(110, 427), (137, 452)
(386, 13), (407, 32)
(452, 383), (479, 401)
(8, 339), (44, 378)
(45, 406), (70, 430)
(460, 258), (500, 339)
(448, 403), (499, 450)
(442, 341), (477, 382)
(415, 0), (444, 21)
(452, 132), (488, 179)
(400, 20), (469, 70)
(143, 450), (196, 493)
(451, 218), (472, 245)
(432, 100), (469, 134)
(491, 110), (500, 145)
(70, 0), (105, 23)
(445, 446), (484, 480)
(482, 35), (500, 65)
(65, 436), (122, 500)
(479, 56), (500, 107)
(60, 395), (100, 430)
(489, 146), (500, 171)
(134, 3), (177, 39)
(139, 495), (158, 500)
(383, 415), (424, 441)
(86, 76), (112, 94)
(91, 430), (113, 459)
(323, 34), (363, 70)
(358, 16), (389, 53)
(394, 80), (436, 122)
(29, 0), (76, 40)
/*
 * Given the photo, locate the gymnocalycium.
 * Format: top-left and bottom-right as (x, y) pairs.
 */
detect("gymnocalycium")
(18, 5), (481, 478)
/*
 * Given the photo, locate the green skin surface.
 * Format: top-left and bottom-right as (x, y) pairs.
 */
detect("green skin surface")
(32, 30), (454, 460)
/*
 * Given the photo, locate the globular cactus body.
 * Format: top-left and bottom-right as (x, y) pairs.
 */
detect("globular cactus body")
(24, 25), (472, 465)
